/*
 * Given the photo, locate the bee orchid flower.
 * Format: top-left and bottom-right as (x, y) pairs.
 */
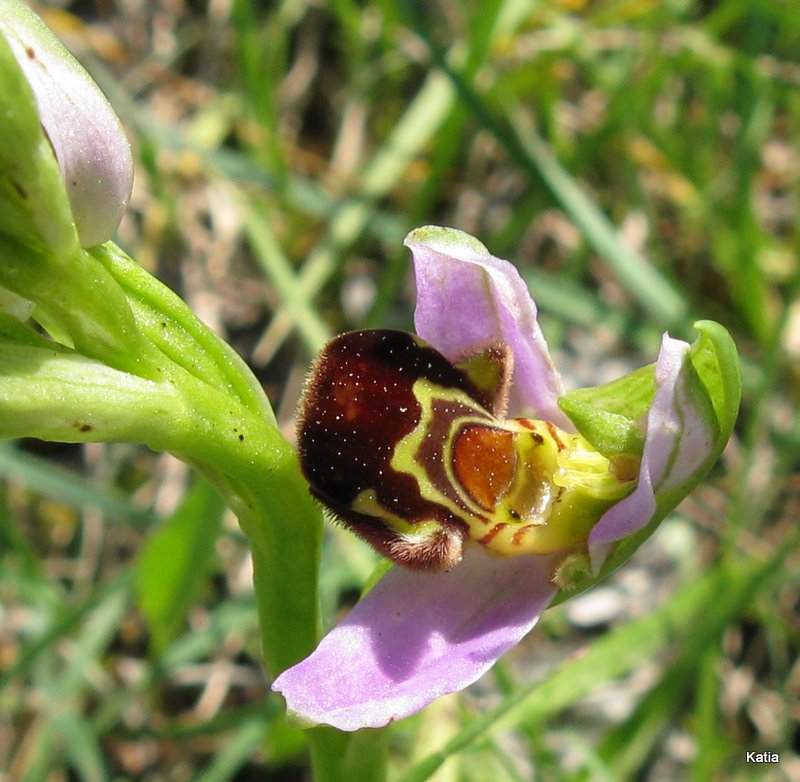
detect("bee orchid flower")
(272, 226), (740, 731)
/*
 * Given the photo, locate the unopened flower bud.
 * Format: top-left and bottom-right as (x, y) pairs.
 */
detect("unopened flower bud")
(0, 0), (133, 247)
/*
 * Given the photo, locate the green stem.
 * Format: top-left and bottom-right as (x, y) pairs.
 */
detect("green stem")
(156, 362), (393, 779)
(183, 443), (325, 677)
(307, 727), (390, 782)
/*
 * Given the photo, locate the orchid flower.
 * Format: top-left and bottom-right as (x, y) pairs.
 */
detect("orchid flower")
(272, 226), (740, 731)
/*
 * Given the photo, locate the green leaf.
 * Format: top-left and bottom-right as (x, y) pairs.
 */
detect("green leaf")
(91, 242), (275, 419)
(0, 310), (50, 347)
(136, 478), (225, 653)
(0, 234), (152, 379)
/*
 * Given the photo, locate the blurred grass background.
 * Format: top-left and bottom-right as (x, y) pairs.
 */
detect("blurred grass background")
(1, 0), (799, 780)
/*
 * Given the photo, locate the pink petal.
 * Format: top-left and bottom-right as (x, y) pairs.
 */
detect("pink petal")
(405, 226), (568, 426)
(588, 334), (716, 568)
(271, 547), (557, 731)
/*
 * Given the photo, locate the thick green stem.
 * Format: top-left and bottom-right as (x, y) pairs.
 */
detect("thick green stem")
(184, 443), (325, 677)
(172, 391), (394, 780)
(307, 727), (390, 782)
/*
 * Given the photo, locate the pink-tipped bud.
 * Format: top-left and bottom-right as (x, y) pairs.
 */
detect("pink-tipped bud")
(0, 0), (133, 247)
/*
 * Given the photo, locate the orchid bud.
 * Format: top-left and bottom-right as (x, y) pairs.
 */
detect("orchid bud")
(0, 0), (133, 247)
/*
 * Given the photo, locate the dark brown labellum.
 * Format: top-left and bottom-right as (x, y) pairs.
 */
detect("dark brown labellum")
(296, 330), (625, 571)
(297, 330), (505, 571)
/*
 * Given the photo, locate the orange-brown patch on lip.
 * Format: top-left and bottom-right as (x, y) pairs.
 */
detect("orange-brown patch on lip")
(452, 424), (516, 511)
